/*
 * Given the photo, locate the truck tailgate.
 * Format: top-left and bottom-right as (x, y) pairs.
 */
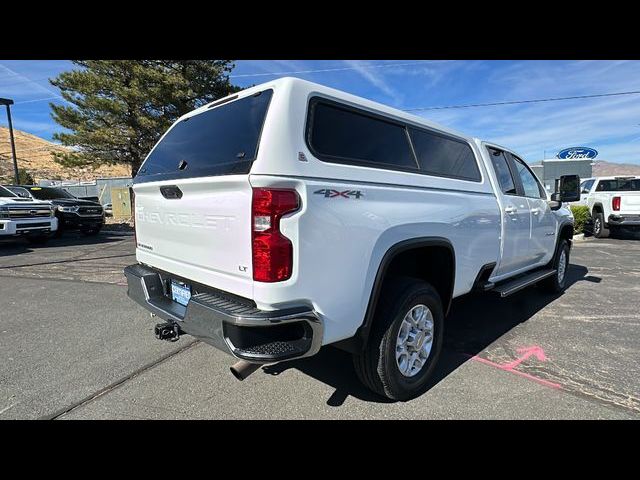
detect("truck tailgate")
(134, 176), (253, 299)
(621, 192), (640, 214)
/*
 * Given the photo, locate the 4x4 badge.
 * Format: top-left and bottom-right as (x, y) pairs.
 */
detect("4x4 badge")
(314, 189), (363, 199)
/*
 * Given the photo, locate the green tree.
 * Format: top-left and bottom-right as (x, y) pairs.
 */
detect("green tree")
(17, 168), (35, 185)
(49, 60), (241, 177)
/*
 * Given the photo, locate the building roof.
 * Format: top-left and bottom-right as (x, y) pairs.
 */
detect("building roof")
(537, 158), (595, 163)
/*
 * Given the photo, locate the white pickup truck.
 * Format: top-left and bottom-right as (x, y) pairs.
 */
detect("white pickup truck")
(124, 77), (579, 400)
(577, 176), (640, 238)
(0, 185), (57, 244)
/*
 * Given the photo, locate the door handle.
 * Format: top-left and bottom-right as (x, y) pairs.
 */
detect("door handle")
(531, 207), (540, 215)
(505, 206), (517, 215)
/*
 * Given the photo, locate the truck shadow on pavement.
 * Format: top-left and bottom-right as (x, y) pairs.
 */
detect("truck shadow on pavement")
(0, 232), (127, 257)
(262, 263), (599, 406)
(583, 224), (640, 240)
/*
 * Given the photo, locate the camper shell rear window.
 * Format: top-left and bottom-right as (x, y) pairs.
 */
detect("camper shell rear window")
(135, 89), (273, 184)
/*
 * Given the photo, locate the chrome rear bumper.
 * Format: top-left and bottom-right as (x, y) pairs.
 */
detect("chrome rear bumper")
(124, 263), (323, 363)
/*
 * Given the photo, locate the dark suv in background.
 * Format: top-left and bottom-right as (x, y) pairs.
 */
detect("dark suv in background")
(4, 185), (105, 236)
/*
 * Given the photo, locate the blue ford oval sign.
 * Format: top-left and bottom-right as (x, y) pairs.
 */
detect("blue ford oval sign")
(557, 147), (598, 160)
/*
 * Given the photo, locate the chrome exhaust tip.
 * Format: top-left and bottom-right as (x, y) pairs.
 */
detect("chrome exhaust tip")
(230, 360), (261, 381)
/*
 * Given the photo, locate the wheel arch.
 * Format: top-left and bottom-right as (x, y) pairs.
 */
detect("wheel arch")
(592, 203), (604, 215)
(548, 221), (574, 268)
(559, 221), (574, 243)
(337, 237), (455, 353)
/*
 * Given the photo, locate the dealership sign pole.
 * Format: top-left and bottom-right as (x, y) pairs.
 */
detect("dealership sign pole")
(0, 98), (19, 184)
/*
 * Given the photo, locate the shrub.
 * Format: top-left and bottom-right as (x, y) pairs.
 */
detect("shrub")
(0, 169), (34, 185)
(570, 205), (590, 235)
(17, 168), (35, 185)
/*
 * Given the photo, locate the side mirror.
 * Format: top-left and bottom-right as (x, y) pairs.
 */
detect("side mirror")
(557, 174), (580, 203)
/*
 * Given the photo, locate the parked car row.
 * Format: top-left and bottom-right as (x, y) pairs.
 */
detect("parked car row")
(0, 184), (106, 244)
(0, 185), (57, 244)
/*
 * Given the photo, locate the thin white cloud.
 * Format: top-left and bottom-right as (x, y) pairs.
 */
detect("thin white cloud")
(0, 63), (62, 101)
(2, 59), (640, 163)
(343, 60), (402, 104)
(233, 60), (435, 80)
(234, 59), (308, 77)
(14, 96), (59, 105)
(419, 60), (640, 163)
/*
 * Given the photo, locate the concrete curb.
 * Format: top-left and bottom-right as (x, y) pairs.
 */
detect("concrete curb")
(572, 233), (587, 242)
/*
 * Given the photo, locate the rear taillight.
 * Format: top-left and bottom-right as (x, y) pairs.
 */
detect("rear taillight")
(131, 188), (137, 246)
(251, 188), (299, 282)
(612, 196), (621, 211)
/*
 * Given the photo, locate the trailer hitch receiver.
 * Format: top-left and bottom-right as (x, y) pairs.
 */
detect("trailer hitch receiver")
(154, 322), (180, 342)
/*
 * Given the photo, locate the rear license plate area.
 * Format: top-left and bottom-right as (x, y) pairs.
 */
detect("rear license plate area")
(170, 280), (192, 307)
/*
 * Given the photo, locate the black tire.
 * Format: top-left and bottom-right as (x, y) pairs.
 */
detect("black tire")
(353, 277), (444, 401)
(539, 239), (570, 293)
(593, 211), (609, 238)
(26, 235), (50, 245)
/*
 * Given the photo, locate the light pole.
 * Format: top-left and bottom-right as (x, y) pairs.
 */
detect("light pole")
(0, 98), (19, 184)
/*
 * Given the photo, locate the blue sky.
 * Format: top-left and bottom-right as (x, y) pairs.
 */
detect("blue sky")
(1, 60), (640, 164)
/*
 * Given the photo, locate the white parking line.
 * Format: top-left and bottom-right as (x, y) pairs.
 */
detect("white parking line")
(0, 403), (17, 415)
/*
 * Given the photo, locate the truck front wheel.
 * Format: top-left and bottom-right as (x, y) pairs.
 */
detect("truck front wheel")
(539, 239), (570, 293)
(353, 278), (444, 401)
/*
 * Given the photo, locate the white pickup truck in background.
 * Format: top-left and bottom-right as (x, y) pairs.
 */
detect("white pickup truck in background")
(124, 77), (580, 400)
(0, 185), (57, 244)
(577, 176), (640, 238)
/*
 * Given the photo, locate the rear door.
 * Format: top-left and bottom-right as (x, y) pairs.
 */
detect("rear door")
(579, 179), (595, 205)
(508, 153), (556, 264)
(133, 89), (274, 298)
(487, 147), (532, 276)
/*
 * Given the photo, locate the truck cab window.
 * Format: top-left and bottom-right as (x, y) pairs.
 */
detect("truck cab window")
(0, 186), (16, 197)
(596, 179), (640, 191)
(488, 148), (517, 195)
(581, 179), (595, 193)
(512, 156), (544, 198)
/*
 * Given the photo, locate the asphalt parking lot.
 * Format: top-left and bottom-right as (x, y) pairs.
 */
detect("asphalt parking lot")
(1, 230), (639, 419)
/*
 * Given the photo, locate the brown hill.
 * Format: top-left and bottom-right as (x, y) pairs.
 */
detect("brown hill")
(591, 160), (640, 177)
(0, 127), (130, 183)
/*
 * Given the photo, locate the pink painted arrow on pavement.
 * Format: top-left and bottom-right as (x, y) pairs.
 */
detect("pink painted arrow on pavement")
(467, 345), (561, 389)
(502, 346), (547, 370)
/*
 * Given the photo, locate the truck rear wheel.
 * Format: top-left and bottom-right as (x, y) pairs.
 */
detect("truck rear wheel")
(593, 211), (609, 238)
(353, 277), (444, 401)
